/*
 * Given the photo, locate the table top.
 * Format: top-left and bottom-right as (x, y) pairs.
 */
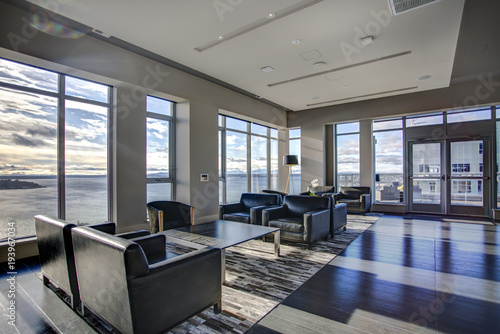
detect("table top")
(161, 220), (279, 249)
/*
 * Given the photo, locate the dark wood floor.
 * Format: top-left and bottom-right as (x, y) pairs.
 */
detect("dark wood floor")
(248, 216), (500, 334)
(1, 216), (499, 333)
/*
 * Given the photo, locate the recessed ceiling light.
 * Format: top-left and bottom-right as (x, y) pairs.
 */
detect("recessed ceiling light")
(217, 35), (224, 40)
(260, 66), (275, 73)
(267, 13), (276, 19)
(417, 74), (432, 81)
(342, 85), (348, 89)
(292, 39), (301, 45)
(313, 62), (326, 69)
(360, 36), (374, 46)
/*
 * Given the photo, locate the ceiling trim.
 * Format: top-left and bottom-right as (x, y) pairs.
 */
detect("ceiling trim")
(306, 86), (418, 107)
(194, 0), (324, 52)
(268, 51), (412, 87)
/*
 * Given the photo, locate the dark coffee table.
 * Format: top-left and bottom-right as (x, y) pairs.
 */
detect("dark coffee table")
(161, 220), (280, 283)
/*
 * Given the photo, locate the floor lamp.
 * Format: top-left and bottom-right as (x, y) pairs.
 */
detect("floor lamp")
(284, 155), (299, 195)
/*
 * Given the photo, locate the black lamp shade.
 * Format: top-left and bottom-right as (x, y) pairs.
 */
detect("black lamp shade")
(283, 155), (299, 166)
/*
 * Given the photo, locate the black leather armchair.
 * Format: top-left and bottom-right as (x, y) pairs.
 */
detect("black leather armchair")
(260, 190), (287, 205)
(71, 226), (222, 334)
(147, 201), (194, 233)
(334, 186), (371, 214)
(34, 215), (149, 309)
(331, 203), (348, 237)
(262, 195), (331, 249)
(219, 193), (280, 225)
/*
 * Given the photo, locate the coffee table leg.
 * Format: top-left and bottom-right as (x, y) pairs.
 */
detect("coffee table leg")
(274, 230), (280, 257)
(221, 249), (226, 284)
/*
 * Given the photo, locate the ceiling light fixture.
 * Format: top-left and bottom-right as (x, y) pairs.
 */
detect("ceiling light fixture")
(417, 74), (432, 81)
(313, 62), (326, 69)
(360, 36), (374, 46)
(217, 35), (224, 40)
(260, 66), (275, 73)
(292, 39), (301, 45)
(267, 13), (276, 19)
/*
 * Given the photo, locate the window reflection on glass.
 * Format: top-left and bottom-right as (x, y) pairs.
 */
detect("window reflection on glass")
(226, 130), (247, 202)
(336, 133), (360, 187)
(66, 76), (109, 103)
(374, 130), (403, 203)
(251, 136), (267, 192)
(0, 58), (58, 92)
(146, 118), (170, 179)
(450, 140), (483, 207)
(147, 96), (172, 116)
(0, 87), (58, 240)
(65, 100), (108, 223)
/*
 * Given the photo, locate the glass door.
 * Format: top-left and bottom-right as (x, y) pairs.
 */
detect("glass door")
(409, 142), (444, 213)
(448, 139), (489, 216)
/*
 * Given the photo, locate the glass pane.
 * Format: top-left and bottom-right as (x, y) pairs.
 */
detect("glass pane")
(450, 141), (483, 207)
(251, 136), (267, 192)
(289, 138), (301, 193)
(0, 88), (58, 240)
(406, 114), (443, 127)
(219, 180), (224, 204)
(147, 118), (170, 178)
(251, 123), (267, 135)
(0, 58), (58, 92)
(218, 130), (222, 178)
(412, 143), (441, 177)
(147, 96), (172, 116)
(65, 100), (108, 223)
(498, 122), (500, 208)
(412, 179), (440, 204)
(374, 130), (403, 203)
(65, 76), (109, 103)
(270, 128), (278, 138)
(226, 117), (247, 131)
(270, 139), (278, 190)
(336, 134), (359, 187)
(447, 109), (491, 123)
(147, 183), (172, 202)
(219, 114), (224, 127)
(289, 128), (301, 138)
(373, 119), (403, 131)
(336, 122), (359, 134)
(226, 131), (247, 202)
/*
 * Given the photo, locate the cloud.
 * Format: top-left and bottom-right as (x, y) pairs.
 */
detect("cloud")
(26, 124), (57, 138)
(11, 134), (48, 147)
(0, 164), (30, 171)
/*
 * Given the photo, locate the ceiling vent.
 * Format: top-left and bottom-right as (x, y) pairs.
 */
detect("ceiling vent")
(388, 0), (442, 16)
(91, 28), (111, 38)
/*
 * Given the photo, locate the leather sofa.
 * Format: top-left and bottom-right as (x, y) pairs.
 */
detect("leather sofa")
(262, 195), (331, 249)
(219, 193), (280, 225)
(34, 215), (149, 309)
(71, 226), (222, 334)
(147, 201), (194, 233)
(334, 186), (371, 214)
(331, 202), (347, 237)
(260, 189), (287, 205)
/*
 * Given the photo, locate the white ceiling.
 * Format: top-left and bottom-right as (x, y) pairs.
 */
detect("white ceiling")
(29, 0), (465, 111)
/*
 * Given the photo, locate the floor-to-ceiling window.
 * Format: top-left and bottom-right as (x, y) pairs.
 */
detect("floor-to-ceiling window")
(219, 115), (279, 203)
(146, 96), (174, 203)
(0, 58), (111, 240)
(288, 128), (301, 193)
(336, 122), (360, 187)
(373, 118), (404, 203)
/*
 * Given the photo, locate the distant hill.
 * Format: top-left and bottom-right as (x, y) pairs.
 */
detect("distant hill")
(0, 179), (45, 189)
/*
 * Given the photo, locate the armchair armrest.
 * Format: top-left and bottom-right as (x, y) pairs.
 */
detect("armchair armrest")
(262, 205), (288, 226)
(219, 202), (245, 218)
(116, 230), (150, 239)
(250, 204), (278, 225)
(303, 209), (330, 242)
(361, 193), (371, 211)
(132, 234), (167, 263)
(89, 222), (116, 234)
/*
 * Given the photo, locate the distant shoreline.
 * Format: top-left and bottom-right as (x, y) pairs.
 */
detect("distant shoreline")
(0, 179), (45, 190)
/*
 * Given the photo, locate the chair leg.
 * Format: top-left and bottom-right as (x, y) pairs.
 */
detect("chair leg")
(213, 297), (222, 314)
(42, 275), (50, 287)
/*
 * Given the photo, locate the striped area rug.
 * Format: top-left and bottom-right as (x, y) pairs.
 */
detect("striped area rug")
(168, 213), (381, 334)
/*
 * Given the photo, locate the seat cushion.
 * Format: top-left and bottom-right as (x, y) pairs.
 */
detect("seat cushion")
(269, 217), (303, 233)
(223, 212), (250, 224)
(337, 199), (361, 207)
